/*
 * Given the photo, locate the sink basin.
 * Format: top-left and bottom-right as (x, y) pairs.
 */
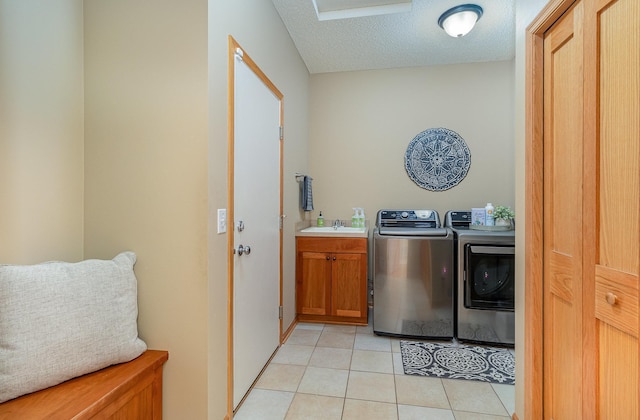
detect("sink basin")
(301, 226), (365, 233)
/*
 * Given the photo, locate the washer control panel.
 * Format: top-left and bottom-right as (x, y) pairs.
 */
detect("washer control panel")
(377, 209), (440, 228)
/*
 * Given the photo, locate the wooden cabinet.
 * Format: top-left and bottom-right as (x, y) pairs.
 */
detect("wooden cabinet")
(0, 350), (168, 419)
(296, 236), (368, 325)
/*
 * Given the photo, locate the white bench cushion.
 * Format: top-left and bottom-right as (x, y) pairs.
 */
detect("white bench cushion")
(0, 252), (147, 403)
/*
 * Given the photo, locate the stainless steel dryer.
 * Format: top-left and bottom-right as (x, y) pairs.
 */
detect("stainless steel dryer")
(446, 211), (515, 347)
(373, 210), (454, 339)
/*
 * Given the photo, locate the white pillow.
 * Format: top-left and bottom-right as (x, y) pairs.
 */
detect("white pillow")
(0, 251), (147, 403)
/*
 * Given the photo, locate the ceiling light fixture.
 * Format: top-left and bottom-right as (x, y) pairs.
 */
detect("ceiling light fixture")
(438, 4), (483, 38)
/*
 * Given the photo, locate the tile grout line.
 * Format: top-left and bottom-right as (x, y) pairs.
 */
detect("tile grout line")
(491, 383), (512, 417)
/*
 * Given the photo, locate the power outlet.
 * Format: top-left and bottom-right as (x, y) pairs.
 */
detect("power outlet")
(217, 209), (227, 234)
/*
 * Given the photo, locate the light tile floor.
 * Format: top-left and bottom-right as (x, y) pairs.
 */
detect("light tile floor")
(235, 319), (515, 420)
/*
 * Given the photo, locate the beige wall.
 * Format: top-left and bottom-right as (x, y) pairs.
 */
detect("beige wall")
(208, 4), (310, 416)
(0, 0), (84, 264)
(83, 1), (209, 418)
(2, 0), (307, 417)
(83, 0), (308, 415)
(309, 61), (515, 223)
(514, 1), (547, 418)
(2, 0), (540, 417)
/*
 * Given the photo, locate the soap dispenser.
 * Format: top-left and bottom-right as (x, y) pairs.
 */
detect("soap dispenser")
(352, 208), (359, 228)
(358, 208), (366, 228)
(317, 211), (324, 227)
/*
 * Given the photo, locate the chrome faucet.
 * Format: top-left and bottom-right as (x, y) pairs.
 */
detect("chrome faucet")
(333, 219), (343, 229)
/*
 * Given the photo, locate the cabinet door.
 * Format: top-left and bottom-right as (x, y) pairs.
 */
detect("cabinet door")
(331, 253), (366, 319)
(299, 252), (331, 316)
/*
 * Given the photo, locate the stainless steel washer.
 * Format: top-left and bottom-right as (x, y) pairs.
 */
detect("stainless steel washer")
(373, 210), (454, 339)
(446, 211), (515, 347)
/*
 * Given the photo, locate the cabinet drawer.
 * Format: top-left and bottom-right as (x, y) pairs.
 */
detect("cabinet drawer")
(296, 237), (367, 253)
(595, 266), (639, 338)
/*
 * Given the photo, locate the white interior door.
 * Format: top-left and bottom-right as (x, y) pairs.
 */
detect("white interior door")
(232, 47), (281, 409)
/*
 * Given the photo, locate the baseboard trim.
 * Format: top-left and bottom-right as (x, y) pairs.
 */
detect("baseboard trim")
(281, 316), (298, 343)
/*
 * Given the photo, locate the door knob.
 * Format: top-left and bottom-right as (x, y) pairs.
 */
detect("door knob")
(235, 244), (251, 256)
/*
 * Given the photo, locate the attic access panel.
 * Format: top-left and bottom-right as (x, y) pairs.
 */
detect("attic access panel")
(312, 0), (412, 20)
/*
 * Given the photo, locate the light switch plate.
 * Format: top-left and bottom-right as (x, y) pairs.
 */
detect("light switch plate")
(217, 209), (227, 234)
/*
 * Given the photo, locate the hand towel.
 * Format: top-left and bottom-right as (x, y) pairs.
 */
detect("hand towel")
(301, 176), (314, 211)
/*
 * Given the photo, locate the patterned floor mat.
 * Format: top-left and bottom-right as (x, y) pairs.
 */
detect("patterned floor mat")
(400, 340), (515, 385)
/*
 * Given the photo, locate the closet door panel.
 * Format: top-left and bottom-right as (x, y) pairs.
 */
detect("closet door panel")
(542, 3), (585, 418)
(598, 0), (639, 273)
(596, 0), (640, 417)
(598, 324), (637, 419)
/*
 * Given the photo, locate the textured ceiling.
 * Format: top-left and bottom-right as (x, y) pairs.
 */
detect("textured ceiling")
(271, 0), (515, 74)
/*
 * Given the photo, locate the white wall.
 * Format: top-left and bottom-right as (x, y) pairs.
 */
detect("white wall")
(514, 0), (548, 418)
(0, 0), (84, 263)
(309, 61), (515, 223)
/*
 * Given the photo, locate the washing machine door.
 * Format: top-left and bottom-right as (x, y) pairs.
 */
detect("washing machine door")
(464, 244), (515, 311)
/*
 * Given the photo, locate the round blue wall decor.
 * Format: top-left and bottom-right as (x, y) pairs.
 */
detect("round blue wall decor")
(404, 128), (471, 191)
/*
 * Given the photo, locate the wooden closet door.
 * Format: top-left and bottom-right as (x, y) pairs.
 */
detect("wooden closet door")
(542, 3), (586, 418)
(594, 0), (640, 417)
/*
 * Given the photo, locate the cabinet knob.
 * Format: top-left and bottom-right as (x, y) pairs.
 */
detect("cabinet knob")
(326, 256), (330, 260)
(605, 292), (617, 306)
(333, 256), (336, 261)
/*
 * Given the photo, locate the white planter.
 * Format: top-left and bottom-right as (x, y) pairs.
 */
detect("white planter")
(495, 218), (511, 227)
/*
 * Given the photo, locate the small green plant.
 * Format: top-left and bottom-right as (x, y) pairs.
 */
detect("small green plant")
(493, 205), (515, 220)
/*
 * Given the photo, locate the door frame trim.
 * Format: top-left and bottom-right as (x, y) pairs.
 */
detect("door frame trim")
(525, 1), (578, 418)
(226, 35), (284, 418)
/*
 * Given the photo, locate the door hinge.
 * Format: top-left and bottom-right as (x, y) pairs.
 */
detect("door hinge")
(279, 126), (283, 140)
(279, 214), (286, 230)
(278, 306), (283, 320)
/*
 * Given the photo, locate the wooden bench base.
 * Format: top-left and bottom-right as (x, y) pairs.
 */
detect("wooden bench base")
(0, 350), (168, 419)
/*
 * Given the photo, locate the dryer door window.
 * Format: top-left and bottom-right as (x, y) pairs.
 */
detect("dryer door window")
(464, 244), (515, 311)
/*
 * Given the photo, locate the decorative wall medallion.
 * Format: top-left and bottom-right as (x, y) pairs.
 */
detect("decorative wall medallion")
(404, 127), (471, 191)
